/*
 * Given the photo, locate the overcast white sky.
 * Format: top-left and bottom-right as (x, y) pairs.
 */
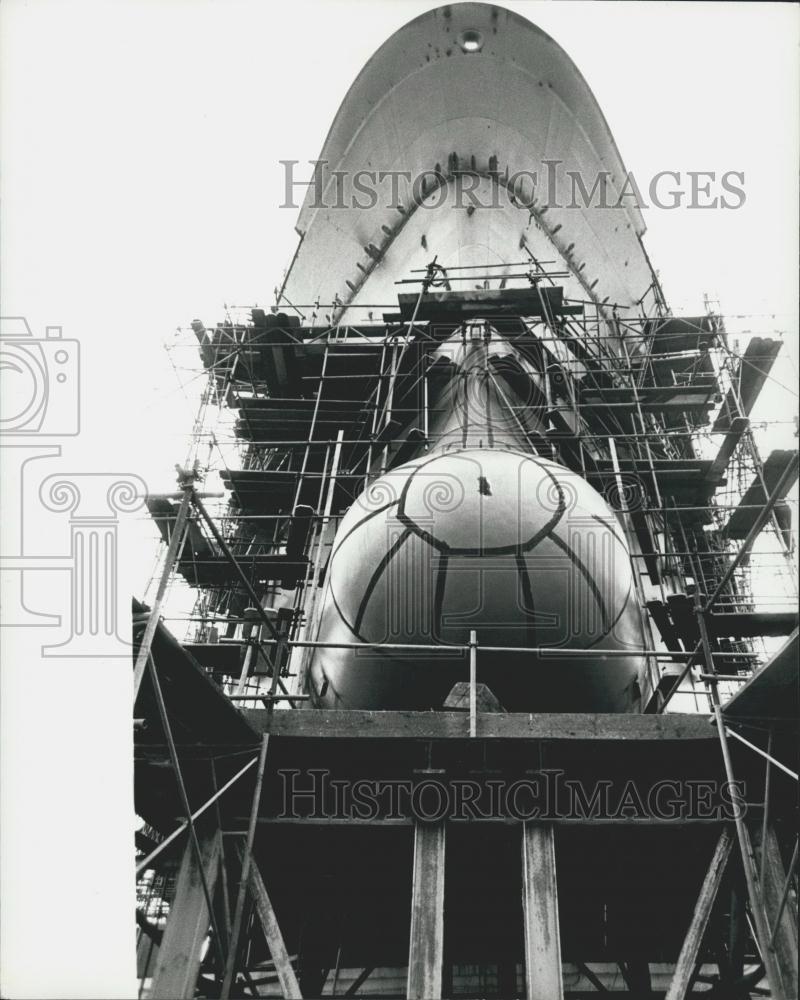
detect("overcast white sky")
(1, 2), (798, 996)
(2, 0), (798, 500)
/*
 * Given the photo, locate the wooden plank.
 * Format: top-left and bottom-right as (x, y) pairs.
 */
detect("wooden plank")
(735, 822), (788, 999)
(759, 826), (798, 1000)
(710, 610), (798, 639)
(443, 681), (505, 713)
(344, 967), (375, 996)
(407, 821), (445, 999)
(243, 815), (726, 828)
(713, 337), (782, 431)
(137, 926), (160, 980)
(150, 823), (222, 999)
(244, 709), (715, 742)
(723, 629), (798, 721)
(397, 286), (580, 322)
(726, 449), (800, 537)
(665, 826), (734, 1000)
(521, 822), (563, 1000)
(247, 857), (303, 999)
(707, 416), (749, 480)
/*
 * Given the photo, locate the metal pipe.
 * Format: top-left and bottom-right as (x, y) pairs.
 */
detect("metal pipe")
(759, 731), (773, 890)
(291, 342), (329, 512)
(221, 734), (270, 998)
(410, 260), (556, 272)
(713, 704), (788, 999)
(133, 483), (194, 700)
(396, 271), (571, 283)
(724, 727), (798, 781)
(208, 635), (747, 659)
(227, 694), (310, 702)
(698, 574), (787, 996)
(190, 491), (280, 644)
(136, 755), (259, 876)
(469, 630), (477, 738)
(657, 641), (704, 714)
(699, 674), (751, 682)
(608, 435), (661, 694)
(142, 500), (798, 516)
(145, 654), (226, 968)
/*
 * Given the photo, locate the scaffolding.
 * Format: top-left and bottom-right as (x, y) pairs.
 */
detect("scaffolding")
(133, 263), (798, 998)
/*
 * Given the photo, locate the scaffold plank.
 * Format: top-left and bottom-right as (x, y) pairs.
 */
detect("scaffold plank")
(725, 450), (799, 540)
(398, 286), (581, 323)
(707, 416), (749, 480)
(642, 316), (719, 355)
(722, 629), (798, 721)
(709, 610), (798, 639)
(713, 337), (782, 432)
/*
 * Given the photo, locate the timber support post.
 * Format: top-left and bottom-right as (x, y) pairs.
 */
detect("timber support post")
(150, 817), (222, 1000)
(521, 822), (564, 1000)
(758, 825), (799, 998)
(246, 852), (303, 999)
(665, 825), (734, 1000)
(407, 820), (446, 999)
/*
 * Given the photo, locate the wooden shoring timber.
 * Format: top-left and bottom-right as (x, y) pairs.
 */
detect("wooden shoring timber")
(618, 960), (651, 993)
(712, 697), (790, 998)
(245, 852), (303, 999)
(407, 821), (446, 999)
(758, 825), (799, 999)
(738, 821), (789, 999)
(150, 820), (222, 1000)
(665, 825), (734, 1000)
(344, 967), (375, 996)
(521, 822), (564, 1000)
(244, 708), (715, 742)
